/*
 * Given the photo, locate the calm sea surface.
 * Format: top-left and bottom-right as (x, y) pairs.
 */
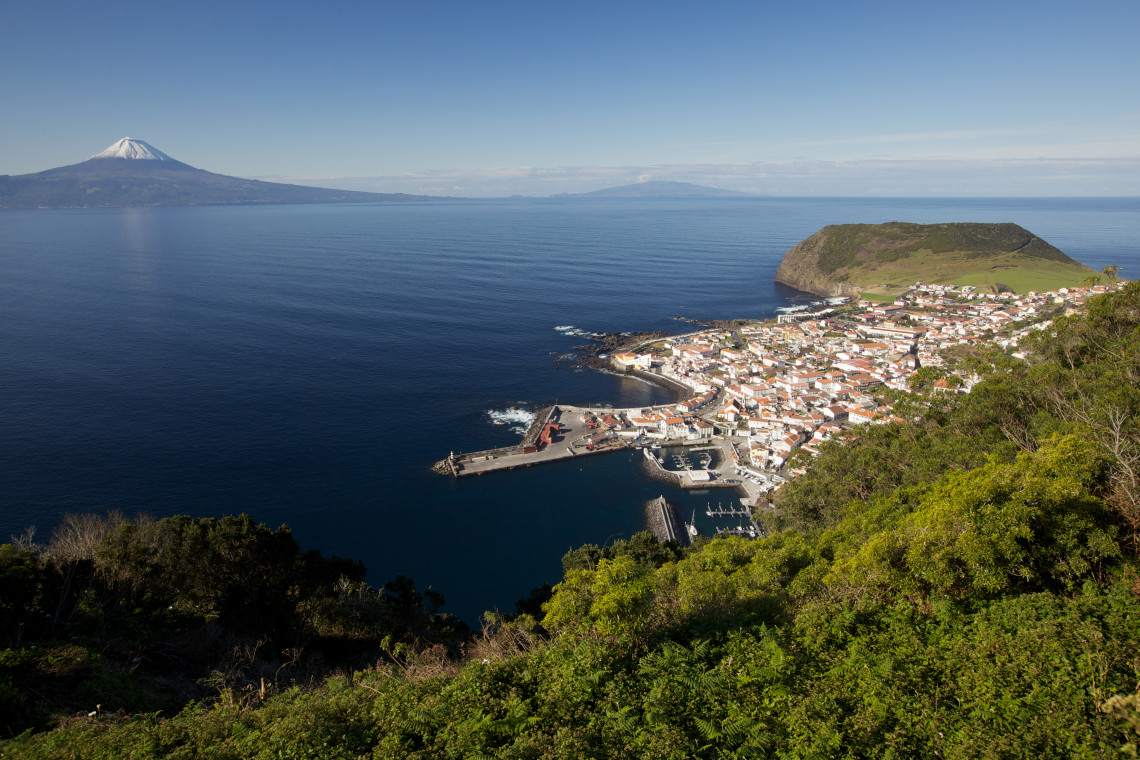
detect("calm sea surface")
(2, 197), (1137, 622)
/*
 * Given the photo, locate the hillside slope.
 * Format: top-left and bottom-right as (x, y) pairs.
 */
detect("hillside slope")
(3, 283), (1139, 759)
(774, 221), (1099, 296)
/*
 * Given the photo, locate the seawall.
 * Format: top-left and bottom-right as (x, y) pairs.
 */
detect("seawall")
(608, 361), (694, 403)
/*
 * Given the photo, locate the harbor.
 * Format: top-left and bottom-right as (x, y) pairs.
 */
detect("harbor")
(435, 403), (757, 495)
(431, 275), (1098, 543)
(435, 398), (770, 541)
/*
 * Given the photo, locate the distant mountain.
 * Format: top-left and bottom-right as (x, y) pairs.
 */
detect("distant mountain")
(0, 138), (441, 209)
(774, 222), (1100, 296)
(559, 180), (752, 198)
(90, 137), (179, 162)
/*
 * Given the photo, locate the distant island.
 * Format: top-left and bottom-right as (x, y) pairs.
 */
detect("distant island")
(0, 138), (445, 209)
(774, 221), (1101, 296)
(554, 180), (752, 198)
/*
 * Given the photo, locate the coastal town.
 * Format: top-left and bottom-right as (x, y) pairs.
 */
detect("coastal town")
(438, 278), (1127, 534)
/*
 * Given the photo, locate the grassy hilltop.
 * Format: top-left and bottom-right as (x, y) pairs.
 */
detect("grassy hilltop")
(774, 221), (1101, 297)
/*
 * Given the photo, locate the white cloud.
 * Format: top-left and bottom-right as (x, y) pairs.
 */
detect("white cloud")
(793, 128), (1029, 148)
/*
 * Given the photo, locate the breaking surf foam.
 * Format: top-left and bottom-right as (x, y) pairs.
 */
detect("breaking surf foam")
(554, 325), (603, 338)
(487, 407), (537, 435)
(775, 296), (849, 313)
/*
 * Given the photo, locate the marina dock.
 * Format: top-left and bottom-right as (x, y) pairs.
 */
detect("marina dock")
(705, 502), (751, 518)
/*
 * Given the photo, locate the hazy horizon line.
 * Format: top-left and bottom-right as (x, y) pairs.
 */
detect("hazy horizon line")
(256, 157), (1140, 198)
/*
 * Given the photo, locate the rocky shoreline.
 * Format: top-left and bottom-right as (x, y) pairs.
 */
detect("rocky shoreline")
(571, 330), (695, 402)
(572, 330), (669, 356)
(669, 316), (754, 330)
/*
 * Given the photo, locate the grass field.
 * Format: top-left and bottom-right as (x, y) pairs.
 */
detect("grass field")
(849, 249), (1099, 296)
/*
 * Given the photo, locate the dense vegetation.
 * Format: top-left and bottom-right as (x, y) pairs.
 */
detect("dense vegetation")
(0, 515), (467, 739)
(3, 283), (1139, 758)
(810, 222), (1070, 275)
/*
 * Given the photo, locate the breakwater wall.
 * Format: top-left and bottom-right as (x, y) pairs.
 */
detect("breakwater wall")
(615, 364), (694, 402)
(645, 495), (688, 545)
(432, 406), (559, 476)
(640, 450), (681, 486)
(521, 406), (557, 448)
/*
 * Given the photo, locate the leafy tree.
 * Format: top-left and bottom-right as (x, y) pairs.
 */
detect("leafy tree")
(830, 435), (1118, 597)
(561, 531), (686, 574)
(544, 555), (658, 644)
(1021, 281), (1140, 548)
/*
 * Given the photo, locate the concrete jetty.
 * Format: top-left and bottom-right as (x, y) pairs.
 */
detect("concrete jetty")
(437, 404), (632, 477)
(434, 349), (707, 478)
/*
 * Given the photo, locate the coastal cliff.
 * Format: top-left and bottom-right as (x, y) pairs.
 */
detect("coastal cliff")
(774, 222), (1098, 296)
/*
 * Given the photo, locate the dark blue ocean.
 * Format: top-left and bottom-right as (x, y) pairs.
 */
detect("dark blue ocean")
(2, 197), (1137, 622)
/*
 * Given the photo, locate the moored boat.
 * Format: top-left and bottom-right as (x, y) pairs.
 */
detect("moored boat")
(685, 509), (700, 539)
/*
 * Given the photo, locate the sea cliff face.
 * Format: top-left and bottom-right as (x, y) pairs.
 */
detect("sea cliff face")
(773, 222), (1096, 296)
(773, 228), (859, 296)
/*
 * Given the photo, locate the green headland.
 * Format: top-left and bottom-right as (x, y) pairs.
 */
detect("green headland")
(774, 221), (1101, 297)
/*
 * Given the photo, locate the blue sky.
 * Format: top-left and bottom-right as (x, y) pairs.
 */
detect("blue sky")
(2, 0), (1138, 195)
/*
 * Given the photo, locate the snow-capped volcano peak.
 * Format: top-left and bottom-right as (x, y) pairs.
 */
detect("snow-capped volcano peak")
(90, 137), (175, 161)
